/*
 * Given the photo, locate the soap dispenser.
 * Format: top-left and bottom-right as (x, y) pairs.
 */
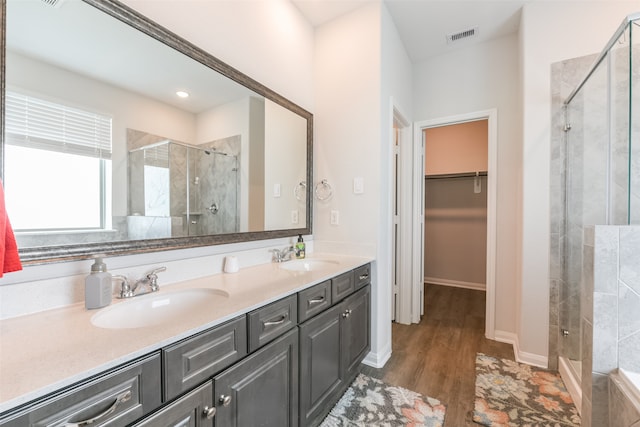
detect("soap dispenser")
(85, 257), (112, 310)
(295, 234), (306, 259)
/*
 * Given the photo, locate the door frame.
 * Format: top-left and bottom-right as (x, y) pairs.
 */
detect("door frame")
(414, 109), (498, 339)
(392, 105), (413, 325)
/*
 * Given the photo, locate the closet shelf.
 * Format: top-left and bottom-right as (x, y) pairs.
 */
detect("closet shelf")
(425, 171), (487, 180)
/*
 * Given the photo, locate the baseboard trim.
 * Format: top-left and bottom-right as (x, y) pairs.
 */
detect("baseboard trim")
(362, 343), (392, 369)
(493, 330), (548, 368)
(559, 356), (582, 415)
(424, 277), (486, 291)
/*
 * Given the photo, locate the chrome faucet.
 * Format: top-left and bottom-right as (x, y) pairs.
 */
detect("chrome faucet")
(270, 246), (295, 263)
(114, 266), (167, 299)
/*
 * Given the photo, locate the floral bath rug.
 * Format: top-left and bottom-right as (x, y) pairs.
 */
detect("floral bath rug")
(473, 353), (580, 427)
(320, 373), (446, 427)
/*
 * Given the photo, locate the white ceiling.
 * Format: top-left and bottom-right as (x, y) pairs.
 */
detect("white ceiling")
(292, 0), (530, 62)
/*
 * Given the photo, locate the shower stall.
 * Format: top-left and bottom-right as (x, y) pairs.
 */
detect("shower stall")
(128, 139), (239, 239)
(552, 12), (640, 426)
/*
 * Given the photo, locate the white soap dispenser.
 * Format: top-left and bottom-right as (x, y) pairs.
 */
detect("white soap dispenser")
(85, 257), (113, 310)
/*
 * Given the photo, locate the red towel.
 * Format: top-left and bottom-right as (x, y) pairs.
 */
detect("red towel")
(0, 180), (22, 277)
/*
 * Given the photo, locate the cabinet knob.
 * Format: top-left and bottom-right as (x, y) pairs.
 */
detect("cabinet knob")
(342, 309), (352, 318)
(203, 406), (216, 419)
(219, 394), (232, 407)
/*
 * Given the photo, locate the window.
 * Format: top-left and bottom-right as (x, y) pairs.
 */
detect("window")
(4, 91), (112, 231)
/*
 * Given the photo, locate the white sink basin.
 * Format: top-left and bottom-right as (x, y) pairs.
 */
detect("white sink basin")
(91, 288), (229, 329)
(279, 259), (339, 272)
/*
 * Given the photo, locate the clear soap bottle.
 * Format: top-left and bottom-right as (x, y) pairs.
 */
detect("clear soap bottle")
(85, 257), (113, 309)
(296, 234), (306, 259)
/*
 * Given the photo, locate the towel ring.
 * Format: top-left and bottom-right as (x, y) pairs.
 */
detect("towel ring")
(315, 179), (333, 201)
(294, 181), (307, 202)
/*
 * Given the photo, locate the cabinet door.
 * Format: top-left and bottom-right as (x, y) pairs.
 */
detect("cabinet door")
(213, 328), (298, 427)
(341, 285), (371, 381)
(133, 382), (214, 427)
(298, 304), (343, 427)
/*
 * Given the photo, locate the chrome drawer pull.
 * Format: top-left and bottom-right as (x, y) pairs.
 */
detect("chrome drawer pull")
(203, 406), (217, 419)
(308, 296), (325, 305)
(263, 314), (287, 327)
(65, 390), (132, 427)
(359, 273), (369, 280)
(342, 309), (353, 318)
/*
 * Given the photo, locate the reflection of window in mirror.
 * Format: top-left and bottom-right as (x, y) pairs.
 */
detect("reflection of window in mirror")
(4, 91), (112, 231)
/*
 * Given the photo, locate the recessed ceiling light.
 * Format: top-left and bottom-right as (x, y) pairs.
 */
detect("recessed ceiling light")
(176, 91), (190, 98)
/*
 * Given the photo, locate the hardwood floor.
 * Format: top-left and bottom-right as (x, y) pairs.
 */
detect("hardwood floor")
(360, 284), (514, 426)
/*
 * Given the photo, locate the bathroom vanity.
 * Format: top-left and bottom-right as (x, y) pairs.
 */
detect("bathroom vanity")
(0, 257), (371, 427)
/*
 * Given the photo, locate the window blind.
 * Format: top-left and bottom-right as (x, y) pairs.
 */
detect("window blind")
(5, 91), (112, 159)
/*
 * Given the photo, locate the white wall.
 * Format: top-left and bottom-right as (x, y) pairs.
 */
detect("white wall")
(123, 0), (314, 112)
(413, 34), (521, 340)
(314, 3), (385, 362)
(313, 2), (413, 367)
(264, 100), (307, 230)
(519, 1), (640, 363)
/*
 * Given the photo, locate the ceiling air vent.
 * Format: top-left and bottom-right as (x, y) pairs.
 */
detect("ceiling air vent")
(40, 0), (65, 8)
(446, 27), (479, 44)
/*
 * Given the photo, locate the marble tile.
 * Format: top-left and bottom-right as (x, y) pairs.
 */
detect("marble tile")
(620, 281), (640, 340)
(592, 372), (610, 427)
(593, 292), (618, 373)
(593, 226), (619, 295)
(582, 243), (595, 324)
(582, 395), (593, 427)
(620, 331), (640, 373)
(582, 317), (593, 402)
(620, 228), (640, 294)
(610, 375), (640, 427)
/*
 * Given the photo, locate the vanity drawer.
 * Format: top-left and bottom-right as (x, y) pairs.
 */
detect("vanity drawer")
(298, 280), (332, 323)
(331, 271), (355, 302)
(133, 381), (213, 427)
(163, 316), (247, 402)
(0, 353), (161, 427)
(247, 295), (297, 353)
(354, 263), (371, 290)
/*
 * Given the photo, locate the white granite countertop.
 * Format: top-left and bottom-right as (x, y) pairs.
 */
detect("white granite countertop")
(0, 254), (372, 415)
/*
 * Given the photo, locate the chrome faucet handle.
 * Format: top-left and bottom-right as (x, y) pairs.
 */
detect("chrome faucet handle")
(145, 266), (166, 291)
(112, 275), (132, 298)
(148, 266), (166, 290)
(270, 248), (284, 262)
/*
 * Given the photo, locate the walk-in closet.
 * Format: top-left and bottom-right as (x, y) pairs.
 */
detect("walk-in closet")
(424, 120), (488, 291)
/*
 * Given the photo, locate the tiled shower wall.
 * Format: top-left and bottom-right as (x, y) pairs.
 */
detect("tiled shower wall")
(549, 53), (597, 371)
(583, 225), (640, 426)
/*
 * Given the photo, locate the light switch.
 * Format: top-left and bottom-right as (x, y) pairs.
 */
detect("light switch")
(273, 183), (281, 198)
(353, 177), (364, 194)
(291, 210), (299, 224)
(330, 210), (339, 225)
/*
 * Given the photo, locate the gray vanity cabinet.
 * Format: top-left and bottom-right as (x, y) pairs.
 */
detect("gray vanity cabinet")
(341, 285), (371, 380)
(212, 328), (299, 427)
(0, 353), (161, 427)
(133, 381), (214, 427)
(299, 282), (371, 427)
(298, 304), (343, 427)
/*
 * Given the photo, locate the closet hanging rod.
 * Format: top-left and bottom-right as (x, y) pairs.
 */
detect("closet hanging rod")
(425, 171), (487, 180)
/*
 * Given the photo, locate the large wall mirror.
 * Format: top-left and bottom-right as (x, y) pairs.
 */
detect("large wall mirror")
(0, 0), (313, 265)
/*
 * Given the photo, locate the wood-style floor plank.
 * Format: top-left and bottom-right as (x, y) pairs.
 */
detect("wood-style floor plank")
(360, 284), (515, 427)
